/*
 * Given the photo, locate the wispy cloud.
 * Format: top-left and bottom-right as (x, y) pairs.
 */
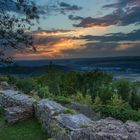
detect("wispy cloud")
(69, 0), (140, 28)
(43, 1), (83, 15)
(103, 0), (140, 9)
(81, 29), (140, 42)
(59, 2), (82, 12)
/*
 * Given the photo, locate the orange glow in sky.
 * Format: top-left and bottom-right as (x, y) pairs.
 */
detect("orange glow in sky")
(15, 26), (110, 59)
(15, 38), (86, 59)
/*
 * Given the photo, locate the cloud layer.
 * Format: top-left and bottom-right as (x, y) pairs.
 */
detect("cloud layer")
(69, 0), (140, 28)
(2, 0), (140, 59)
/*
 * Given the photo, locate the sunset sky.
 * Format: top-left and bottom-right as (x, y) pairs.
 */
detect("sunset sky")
(6, 0), (140, 59)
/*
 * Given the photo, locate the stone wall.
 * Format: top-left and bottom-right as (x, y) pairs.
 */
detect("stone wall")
(34, 99), (93, 139)
(0, 90), (36, 123)
(35, 99), (140, 140)
(0, 89), (140, 140)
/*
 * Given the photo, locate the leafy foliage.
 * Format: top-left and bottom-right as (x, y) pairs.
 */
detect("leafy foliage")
(15, 78), (38, 94)
(1, 69), (140, 121)
(0, 0), (39, 63)
(97, 105), (140, 122)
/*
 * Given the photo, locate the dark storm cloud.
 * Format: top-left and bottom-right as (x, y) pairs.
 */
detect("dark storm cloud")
(81, 29), (140, 42)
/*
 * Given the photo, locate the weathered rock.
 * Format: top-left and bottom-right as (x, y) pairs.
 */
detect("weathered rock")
(71, 118), (140, 140)
(35, 99), (93, 140)
(35, 99), (72, 139)
(56, 114), (92, 130)
(0, 90), (19, 107)
(65, 102), (100, 121)
(35, 99), (66, 125)
(0, 90), (19, 97)
(125, 121), (140, 139)
(1, 89), (140, 140)
(10, 94), (36, 107)
(0, 90), (36, 107)
(5, 106), (33, 123)
(0, 90), (36, 123)
(0, 81), (9, 88)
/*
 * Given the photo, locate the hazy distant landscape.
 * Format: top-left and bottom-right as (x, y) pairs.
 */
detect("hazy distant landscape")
(1, 56), (140, 81)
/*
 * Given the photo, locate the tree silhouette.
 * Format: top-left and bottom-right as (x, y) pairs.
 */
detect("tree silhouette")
(0, 0), (39, 64)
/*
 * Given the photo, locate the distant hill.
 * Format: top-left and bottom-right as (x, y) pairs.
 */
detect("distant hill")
(0, 56), (140, 77)
(13, 56), (140, 67)
(0, 65), (72, 76)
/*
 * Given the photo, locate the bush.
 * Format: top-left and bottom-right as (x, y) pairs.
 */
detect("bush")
(7, 75), (19, 84)
(93, 95), (103, 107)
(37, 86), (51, 98)
(0, 76), (9, 82)
(113, 79), (131, 101)
(16, 78), (37, 94)
(108, 94), (124, 106)
(63, 109), (76, 114)
(52, 96), (71, 105)
(71, 92), (92, 106)
(97, 105), (140, 122)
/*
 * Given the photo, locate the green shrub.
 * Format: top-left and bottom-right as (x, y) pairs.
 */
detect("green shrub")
(52, 96), (71, 105)
(108, 94), (124, 106)
(0, 76), (9, 82)
(31, 91), (40, 101)
(63, 109), (76, 114)
(113, 79), (131, 102)
(37, 86), (52, 98)
(16, 78), (37, 94)
(97, 105), (140, 122)
(93, 95), (103, 107)
(7, 75), (19, 84)
(71, 92), (92, 105)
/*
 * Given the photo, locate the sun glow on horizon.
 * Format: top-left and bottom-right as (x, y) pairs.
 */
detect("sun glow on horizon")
(15, 38), (86, 59)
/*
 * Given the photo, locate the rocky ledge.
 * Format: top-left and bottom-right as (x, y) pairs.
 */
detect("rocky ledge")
(0, 89), (140, 140)
(72, 117), (140, 140)
(0, 90), (36, 123)
(35, 98), (140, 140)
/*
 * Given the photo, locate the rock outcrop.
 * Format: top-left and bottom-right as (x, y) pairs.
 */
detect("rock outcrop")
(0, 90), (19, 107)
(65, 102), (100, 121)
(35, 99), (93, 139)
(55, 114), (92, 130)
(5, 106), (33, 123)
(35, 99), (140, 140)
(72, 118), (140, 140)
(0, 90), (36, 123)
(0, 81), (9, 89)
(0, 89), (140, 140)
(35, 99), (66, 124)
